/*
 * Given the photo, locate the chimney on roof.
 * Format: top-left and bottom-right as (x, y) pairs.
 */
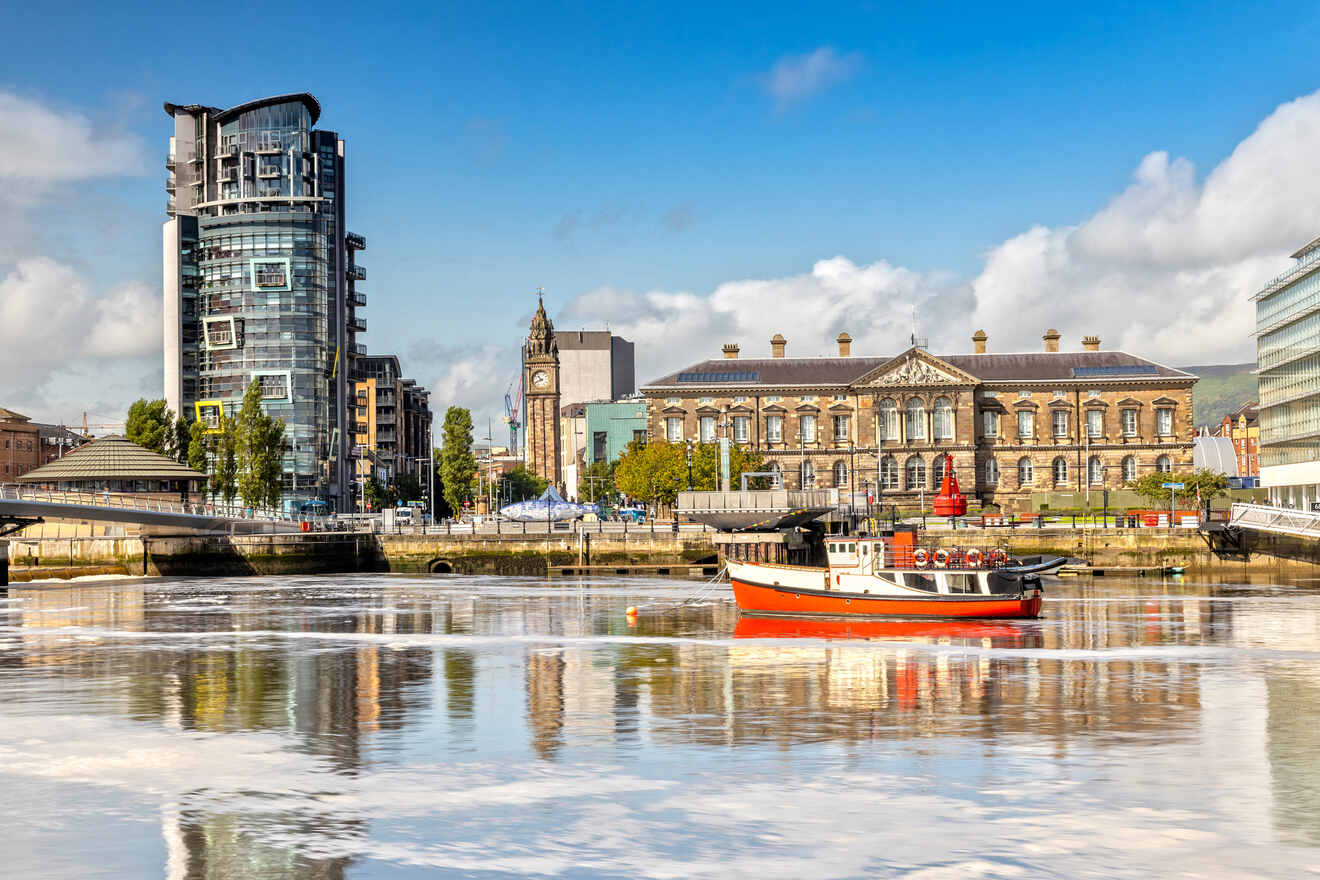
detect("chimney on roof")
(1043, 328), (1060, 353)
(771, 333), (787, 358)
(721, 343), (740, 359)
(836, 332), (852, 357)
(1082, 335), (1100, 352)
(972, 329), (988, 354)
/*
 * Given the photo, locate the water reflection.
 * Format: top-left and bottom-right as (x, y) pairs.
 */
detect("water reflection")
(1, 575), (1319, 877)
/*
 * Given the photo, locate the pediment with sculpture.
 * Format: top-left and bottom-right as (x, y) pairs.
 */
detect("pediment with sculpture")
(856, 348), (976, 389)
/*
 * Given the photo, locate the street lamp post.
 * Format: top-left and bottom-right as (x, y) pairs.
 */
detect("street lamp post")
(685, 442), (693, 491)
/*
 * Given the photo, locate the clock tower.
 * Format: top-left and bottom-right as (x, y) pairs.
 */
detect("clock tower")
(524, 291), (562, 488)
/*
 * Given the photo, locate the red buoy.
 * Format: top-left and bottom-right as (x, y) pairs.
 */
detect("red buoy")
(932, 452), (968, 517)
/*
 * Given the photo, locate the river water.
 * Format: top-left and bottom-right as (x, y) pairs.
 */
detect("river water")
(2, 573), (1319, 878)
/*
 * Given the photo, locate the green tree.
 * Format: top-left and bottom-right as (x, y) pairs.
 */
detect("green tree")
(215, 422), (239, 505)
(394, 473), (423, 503)
(187, 418), (213, 482)
(234, 379), (286, 509)
(499, 466), (548, 505)
(440, 407), (477, 514)
(614, 440), (686, 507)
(578, 458), (620, 506)
(1126, 468), (1228, 507)
(689, 442), (767, 490)
(431, 449), (454, 519)
(364, 476), (397, 511)
(170, 413), (190, 464)
(125, 399), (173, 454)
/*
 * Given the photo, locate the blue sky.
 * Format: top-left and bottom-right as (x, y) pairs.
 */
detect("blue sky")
(3, 0), (1320, 426)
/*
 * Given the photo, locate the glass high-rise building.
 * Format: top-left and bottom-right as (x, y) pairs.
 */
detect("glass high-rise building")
(163, 94), (365, 510)
(1256, 235), (1320, 508)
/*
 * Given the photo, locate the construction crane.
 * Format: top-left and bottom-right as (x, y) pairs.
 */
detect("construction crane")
(503, 373), (524, 454)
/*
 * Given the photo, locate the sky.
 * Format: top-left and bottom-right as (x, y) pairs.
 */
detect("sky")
(3, 0), (1320, 430)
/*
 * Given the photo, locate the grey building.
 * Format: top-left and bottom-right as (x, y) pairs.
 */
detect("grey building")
(162, 93), (365, 511)
(553, 330), (635, 408)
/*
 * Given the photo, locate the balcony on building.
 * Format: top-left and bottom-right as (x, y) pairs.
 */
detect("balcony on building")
(349, 316), (366, 333)
(165, 177), (177, 193)
(254, 140), (282, 155)
(215, 144), (239, 159)
(165, 154), (177, 171)
(218, 168), (237, 183)
(347, 264), (366, 281)
(257, 165), (282, 179)
(346, 231), (367, 250)
(349, 290), (366, 307)
(353, 343), (368, 356)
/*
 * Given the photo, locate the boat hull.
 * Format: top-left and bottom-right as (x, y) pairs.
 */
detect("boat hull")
(730, 572), (1042, 620)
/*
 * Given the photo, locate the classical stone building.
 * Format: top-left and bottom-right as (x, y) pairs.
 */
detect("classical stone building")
(640, 330), (1196, 513)
(524, 296), (563, 488)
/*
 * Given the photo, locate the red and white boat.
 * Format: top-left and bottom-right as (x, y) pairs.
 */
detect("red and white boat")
(727, 534), (1044, 620)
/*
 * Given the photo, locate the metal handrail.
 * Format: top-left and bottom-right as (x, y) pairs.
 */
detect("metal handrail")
(1228, 502), (1320, 537)
(0, 484), (295, 523)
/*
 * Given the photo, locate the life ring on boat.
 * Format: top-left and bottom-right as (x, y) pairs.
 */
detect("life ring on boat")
(965, 548), (984, 567)
(300, 520), (311, 533)
(933, 549), (950, 568)
(913, 549), (929, 568)
(990, 548), (1009, 566)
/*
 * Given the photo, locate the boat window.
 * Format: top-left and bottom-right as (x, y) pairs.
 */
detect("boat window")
(829, 543), (837, 553)
(903, 573), (937, 592)
(847, 543), (856, 553)
(945, 574), (976, 594)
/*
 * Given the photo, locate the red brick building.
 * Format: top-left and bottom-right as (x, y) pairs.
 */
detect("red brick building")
(0, 407), (41, 481)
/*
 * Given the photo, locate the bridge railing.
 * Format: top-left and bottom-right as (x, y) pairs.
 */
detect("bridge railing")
(0, 484), (294, 524)
(1228, 502), (1320, 538)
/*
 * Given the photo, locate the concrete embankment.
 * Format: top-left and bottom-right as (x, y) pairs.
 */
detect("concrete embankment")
(1, 530), (718, 582)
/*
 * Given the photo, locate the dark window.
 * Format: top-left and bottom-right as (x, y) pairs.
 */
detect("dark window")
(592, 431), (607, 461)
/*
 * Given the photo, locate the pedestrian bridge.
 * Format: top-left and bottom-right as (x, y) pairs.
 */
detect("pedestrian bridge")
(1226, 502), (1320, 539)
(0, 485), (296, 535)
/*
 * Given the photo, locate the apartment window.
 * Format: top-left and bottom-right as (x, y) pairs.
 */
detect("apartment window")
(698, 397), (714, 405)
(665, 397), (680, 404)
(1157, 408), (1173, 435)
(665, 418), (682, 442)
(905, 398), (925, 441)
(1053, 457), (1068, 485)
(833, 414), (850, 441)
(879, 398), (899, 441)
(1088, 456), (1104, 485)
(733, 416), (750, 443)
(733, 396), (749, 403)
(1053, 410), (1068, 438)
(833, 395), (847, 402)
(1122, 409), (1138, 437)
(1052, 389), (1067, 399)
(1017, 389), (1031, 399)
(592, 431), (607, 461)
(983, 390), (1000, 399)
(766, 415), (783, 443)
(906, 456), (926, 489)
(1087, 389), (1102, 400)
(1018, 410), (1034, 439)
(800, 415), (816, 444)
(633, 429), (647, 446)
(1156, 455), (1172, 473)
(699, 416), (715, 443)
(933, 397), (953, 440)
(834, 461), (849, 487)
(765, 395), (782, 402)
(1018, 457), (1033, 485)
(1087, 409), (1103, 438)
(932, 455), (945, 487)
(982, 410), (999, 439)
(880, 456), (899, 489)
(801, 460), (815, 487)
(1122, 455), (1137, 482)
(985, 458), (999, 486)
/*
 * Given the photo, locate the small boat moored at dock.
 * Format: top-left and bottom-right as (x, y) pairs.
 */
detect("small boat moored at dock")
(727, 531), (1043, 620)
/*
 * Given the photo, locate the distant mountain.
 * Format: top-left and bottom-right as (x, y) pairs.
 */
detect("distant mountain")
(1182, 363), (1256, 427)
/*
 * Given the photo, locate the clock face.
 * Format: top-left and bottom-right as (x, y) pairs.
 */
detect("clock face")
(531, 370), (549, 389)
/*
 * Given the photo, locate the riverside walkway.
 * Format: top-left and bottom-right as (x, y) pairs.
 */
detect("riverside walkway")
(0, 484), (296, 535)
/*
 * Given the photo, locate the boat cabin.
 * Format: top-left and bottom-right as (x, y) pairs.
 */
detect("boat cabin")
(824, 535), (1013, 596)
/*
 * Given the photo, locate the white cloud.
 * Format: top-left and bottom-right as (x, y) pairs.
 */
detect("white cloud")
(0, 91), (145, 181)
(761, 47), (863, 111)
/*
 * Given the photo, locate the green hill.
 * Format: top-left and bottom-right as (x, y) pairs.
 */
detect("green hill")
(1181, 363), (1256, 427)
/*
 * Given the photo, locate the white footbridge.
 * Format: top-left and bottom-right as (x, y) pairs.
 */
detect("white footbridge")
(0, 484), (298, 535)
(1226, 502), (1320, 539)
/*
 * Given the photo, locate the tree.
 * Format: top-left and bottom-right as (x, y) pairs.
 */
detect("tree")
(234, 379), (287, 509)
(364, 476), (396, 511)
(170, 413), (190, 464)
(499, 466), (548, 505)
(690, 442), (767, 490)
(215, 421), (238, 505)
(614, 440), (686, 507)
(431, 449), (454, 520)
(578, 458), (620, 505)
(394, 473), (423, 504)
(187, 418), (213, 482)
(1126, 468), (1228, 507)
(125, 399), (173, 454)
(440, 407), (477, 515)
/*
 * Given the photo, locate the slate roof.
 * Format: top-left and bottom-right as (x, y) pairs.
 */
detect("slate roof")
(642, 350), (1195, 390)
(17, 435), (206, 483)
(0, 407), (32, 422)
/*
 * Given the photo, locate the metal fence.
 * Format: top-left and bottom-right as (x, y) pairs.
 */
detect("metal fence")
(1228, 502), (1320, 538)
(0, 484), (294, 524)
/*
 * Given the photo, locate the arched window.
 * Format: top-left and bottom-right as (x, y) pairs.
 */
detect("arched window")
(985, 458), (999, 486)
(906, 398), (926, 441)
(1089, 456), (1103, 485)
(878, 398), (898, 442)
(1053, 456), (1068, 486)
(932, 455), (946, 487)
(1018, 456), (1033, 486)
(767, 461), (782, 488)
(933, 397), (953, 440)
(1122, 455), (1137, 482)
(833, 460), (849, 487)
(800, 460), (815, 487)
(906, 456), (926, 489)
(1156, 455), (1172, 474)
(880, 455), (899, 489)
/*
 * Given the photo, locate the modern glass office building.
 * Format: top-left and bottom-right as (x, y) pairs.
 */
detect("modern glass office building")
(1256, 235), (1320, 507)
(163, 94), (366, 510)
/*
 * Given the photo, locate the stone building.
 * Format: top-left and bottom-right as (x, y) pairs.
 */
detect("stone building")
(640, 330), (1196, 513)
(523, 296), (562, 488)
(0, 407), (41, 481)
